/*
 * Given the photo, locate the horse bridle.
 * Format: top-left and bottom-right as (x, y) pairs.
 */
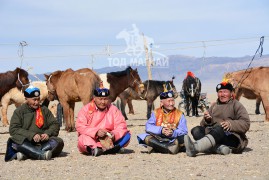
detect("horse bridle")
(47, 74), (58, 99)
(17, 73), (30, 87)
(128, 71), (144, 89)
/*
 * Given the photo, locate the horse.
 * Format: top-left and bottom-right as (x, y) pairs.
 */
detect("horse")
(0, 67), (29, 100)
(0, 81), (49, 126)
(182, 76), (201, 117)
(225, 66), (269, 121)
(118, 77), (178, 120)
(234, 86), (262, 114)
(99, 66), (144, 102)
(45, 67), (143, 132)
(45, 68), (101, 132)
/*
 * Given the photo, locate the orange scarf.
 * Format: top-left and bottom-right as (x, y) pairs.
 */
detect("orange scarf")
(155, 107), (182, 130)
(36, 107), (44, 128)
(88, 100), (97, 114)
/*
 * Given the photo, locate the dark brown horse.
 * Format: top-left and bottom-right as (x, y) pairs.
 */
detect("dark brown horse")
(118, 77), (178, 120)
(99, 66), (144, 101)
(0, 67), (29, 100)
(45, 67), (143, 132)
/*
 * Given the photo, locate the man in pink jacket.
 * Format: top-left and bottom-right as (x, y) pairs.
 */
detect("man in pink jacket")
(76, 82), (130, 156)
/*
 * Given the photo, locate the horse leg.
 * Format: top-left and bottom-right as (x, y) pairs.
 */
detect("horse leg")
(147, 101), (153, 119)
(69, 102), (76, 131)
(255, 98), (261, 115)
(260, 93), (269, 122)
(1, 103), (9, 126)
(127, 99), (134, 115)
(120, 98), (128, 120)
(61, 102), (71, 131)
(186, 96), (190, 116)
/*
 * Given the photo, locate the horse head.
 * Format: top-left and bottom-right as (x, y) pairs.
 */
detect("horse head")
(15, 68), (30, 91)
(44, 70), (62, 101)
(128, 67), (144, 95)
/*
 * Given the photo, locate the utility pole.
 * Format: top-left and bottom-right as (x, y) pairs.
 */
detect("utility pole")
(143, 33), (152, 80)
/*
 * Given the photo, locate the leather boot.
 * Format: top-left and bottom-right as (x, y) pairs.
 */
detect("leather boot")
(145, 136), (179, 154)
(41, 137), (64, 157)
(16, 141), (52, 160)
(184, 134), (215, 157)
(212, 145), (231, 155)
(17, 152), (27, 161)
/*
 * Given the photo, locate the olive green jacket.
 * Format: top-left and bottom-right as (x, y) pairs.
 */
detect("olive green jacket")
(9, 103), (60, 144)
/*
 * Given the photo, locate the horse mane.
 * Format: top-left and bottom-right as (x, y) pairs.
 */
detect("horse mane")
(109, 66), (131, 77)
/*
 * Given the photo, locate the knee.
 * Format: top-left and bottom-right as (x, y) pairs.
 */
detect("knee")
(209, 125), (225, 143)
(191, 126), (205, 140)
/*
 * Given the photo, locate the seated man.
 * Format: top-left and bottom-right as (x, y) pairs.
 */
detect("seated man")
(76, 82), (131, 156)
(137, 87), (188, 154)
(184, 82), (250, 157)
(5, 86), (64, 161)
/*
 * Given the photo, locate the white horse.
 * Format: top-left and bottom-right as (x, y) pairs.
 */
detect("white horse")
(0, 81), (49, 126)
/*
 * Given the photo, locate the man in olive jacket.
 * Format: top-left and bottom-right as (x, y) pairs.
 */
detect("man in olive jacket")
(184, 82), (250, 157)
(5, 86), (64, 161)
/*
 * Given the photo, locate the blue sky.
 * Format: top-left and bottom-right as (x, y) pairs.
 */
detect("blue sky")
(0, 0), (268, 74)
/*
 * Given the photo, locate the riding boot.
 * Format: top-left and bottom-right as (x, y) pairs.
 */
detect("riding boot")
(41, 137), (64, 157)
(184, 134), (215, 157)
(145, 136), (179, 154)
(212, 145), (231, 155)
(16, 141), (52, 160)
(103, 145), (121, 155)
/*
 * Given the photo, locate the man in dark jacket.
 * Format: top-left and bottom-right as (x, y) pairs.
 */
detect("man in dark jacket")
(184, 81), (250, 157)
(5, 86), (64, 161)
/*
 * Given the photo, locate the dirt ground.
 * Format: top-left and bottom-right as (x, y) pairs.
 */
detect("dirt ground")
(0, 94), (269, 180)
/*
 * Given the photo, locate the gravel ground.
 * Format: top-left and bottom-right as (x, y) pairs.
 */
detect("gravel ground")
(0, 95), (269, 180)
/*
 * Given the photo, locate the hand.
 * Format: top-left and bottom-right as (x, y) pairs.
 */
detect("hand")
(40, 134), (49, 141)
(204, 111), (212, 122)
(220, 121), (231, 131)
(97, 129), (107, 138)
(162, 127), (173, 137)
(33, 134), (41, 142)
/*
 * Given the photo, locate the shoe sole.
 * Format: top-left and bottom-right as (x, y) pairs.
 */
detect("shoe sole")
(184, 135), (196, 157)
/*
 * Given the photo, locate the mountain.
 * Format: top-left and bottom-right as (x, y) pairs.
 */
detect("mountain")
(30, 54), (269, 93)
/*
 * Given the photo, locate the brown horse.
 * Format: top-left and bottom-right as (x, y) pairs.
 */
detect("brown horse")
(234, 87), (262, 114)
(225, 66), (269, 122)
(99, 66), (144, 101)
(45, 68), (101, 131)
(45, 67), (143, 132)
(0, 67), (29, 100)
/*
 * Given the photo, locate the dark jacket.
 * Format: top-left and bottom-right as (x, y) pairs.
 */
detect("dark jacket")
(9, 103), (60, 144)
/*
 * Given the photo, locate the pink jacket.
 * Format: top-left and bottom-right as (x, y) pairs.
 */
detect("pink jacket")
(76, 101), (129, 151)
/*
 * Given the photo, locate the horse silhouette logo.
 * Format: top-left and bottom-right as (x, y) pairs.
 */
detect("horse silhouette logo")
(116, 24), (155, 57)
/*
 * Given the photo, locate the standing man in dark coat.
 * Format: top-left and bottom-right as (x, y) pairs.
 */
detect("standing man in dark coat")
(5, 86), (64, 161)
(184, 82), (250, 157)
